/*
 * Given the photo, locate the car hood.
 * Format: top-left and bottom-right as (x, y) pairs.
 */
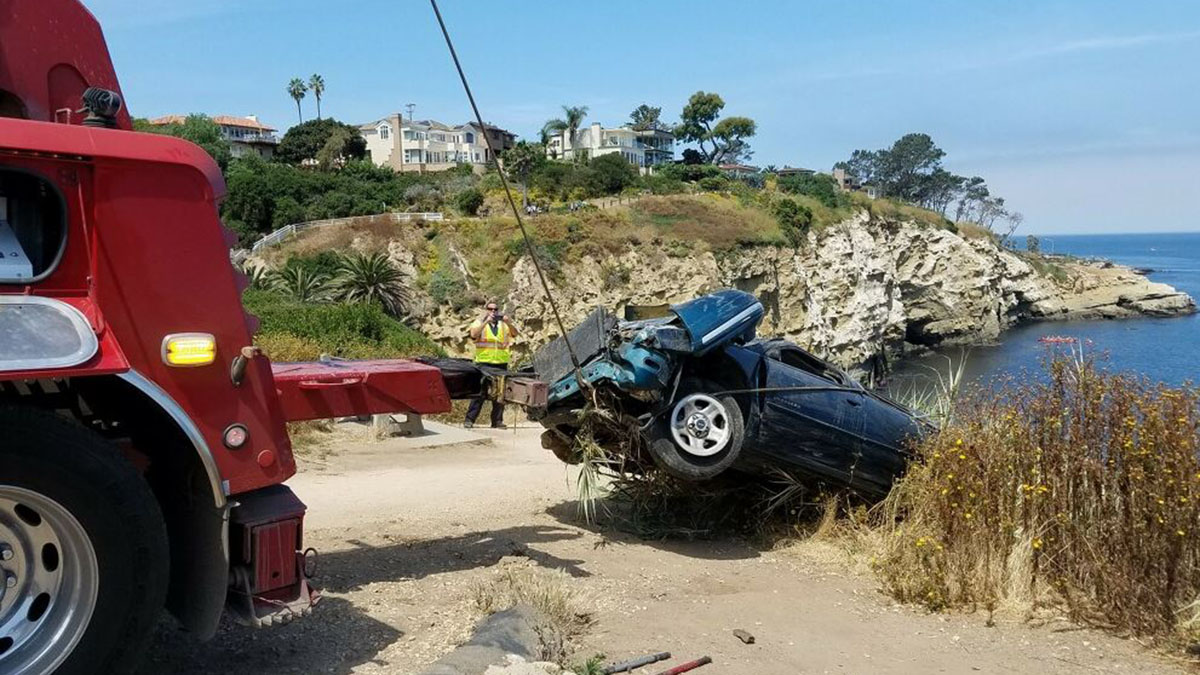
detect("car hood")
(670, 290), (764, 355)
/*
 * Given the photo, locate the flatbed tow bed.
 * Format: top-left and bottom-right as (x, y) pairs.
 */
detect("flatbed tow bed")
(270, 357), (547, 423)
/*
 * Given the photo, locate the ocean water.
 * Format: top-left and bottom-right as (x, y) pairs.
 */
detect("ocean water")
(893, 232), (1200, 388)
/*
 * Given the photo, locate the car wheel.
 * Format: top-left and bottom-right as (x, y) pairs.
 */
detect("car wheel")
(646, 381), (745, 481)
(0, 406), (168, 675)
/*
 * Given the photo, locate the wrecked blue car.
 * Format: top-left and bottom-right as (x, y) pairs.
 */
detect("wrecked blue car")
(532, 290), (931, 498)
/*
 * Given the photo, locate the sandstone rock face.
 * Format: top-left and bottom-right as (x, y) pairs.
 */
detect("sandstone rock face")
(406, 214), (1195, 370)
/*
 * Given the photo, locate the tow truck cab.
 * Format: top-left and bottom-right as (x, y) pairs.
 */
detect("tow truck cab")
(0, 1), (318, 671)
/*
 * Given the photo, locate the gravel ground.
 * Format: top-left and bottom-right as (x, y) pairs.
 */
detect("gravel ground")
(139, 424), (1191, 674)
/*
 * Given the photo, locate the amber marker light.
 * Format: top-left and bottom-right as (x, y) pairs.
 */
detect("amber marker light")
(162, 333), (216, 367)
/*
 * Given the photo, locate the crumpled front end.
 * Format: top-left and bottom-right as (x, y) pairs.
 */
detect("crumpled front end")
(534, 290), (764, 408)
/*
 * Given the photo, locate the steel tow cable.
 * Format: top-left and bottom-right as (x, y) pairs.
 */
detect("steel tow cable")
(429, 0), (585, 384)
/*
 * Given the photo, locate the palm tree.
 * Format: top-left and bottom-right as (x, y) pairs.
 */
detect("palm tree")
(541, 105), (587, 159)
(562, 105), (588, 142)
(287, 78), (308, 123)
(308, 74), (325, 120)
(274, 265), (329, 303)
(334, 252), (411, 317)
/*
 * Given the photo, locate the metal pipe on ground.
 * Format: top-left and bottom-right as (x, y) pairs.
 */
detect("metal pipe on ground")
(602, 652), (671, 673)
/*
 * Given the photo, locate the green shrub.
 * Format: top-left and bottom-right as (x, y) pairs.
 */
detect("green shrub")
(505, 236), (565, 279)
(285, 250), (342, 277)
(244, 289), (439, 358)
(641, 173), (687, 195)
(658, 162), (721, 183)
(772, 197), (813, 247)
(778, 172), (846, 209)
(588, 153), (639, 195)
(698, 176), (728, 192)
(600, 262), (632, 289)
(272, 196), (307, 228)
(428, 266), (470, 310)
(455, 187), (485, 216)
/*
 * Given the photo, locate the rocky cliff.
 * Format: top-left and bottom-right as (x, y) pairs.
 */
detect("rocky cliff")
(346, 210), (1196, 370)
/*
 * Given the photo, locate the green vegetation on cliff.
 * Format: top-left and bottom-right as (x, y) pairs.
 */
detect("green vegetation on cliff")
(243, 288), (440, 362)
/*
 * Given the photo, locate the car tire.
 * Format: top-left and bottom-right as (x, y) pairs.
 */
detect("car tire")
(0, 406), (169, 675)
(645, 380), (745, 481)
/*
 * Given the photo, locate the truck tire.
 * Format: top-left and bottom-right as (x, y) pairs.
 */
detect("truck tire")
(645, 380), (745, 481)
(0, 406), (169, 675)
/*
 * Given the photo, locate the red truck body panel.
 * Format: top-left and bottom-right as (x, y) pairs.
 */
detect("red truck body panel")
(0, 121), (298, 496)
(0, 0), (132, 129)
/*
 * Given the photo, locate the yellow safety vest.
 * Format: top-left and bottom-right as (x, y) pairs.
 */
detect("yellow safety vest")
(473, 321), (511, 365)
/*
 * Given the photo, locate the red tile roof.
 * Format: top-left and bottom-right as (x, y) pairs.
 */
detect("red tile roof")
(148, 114), (276, 132)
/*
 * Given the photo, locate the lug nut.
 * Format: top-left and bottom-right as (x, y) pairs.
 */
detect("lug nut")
(5, 574), (15, 588)
(0, 545), (12, 561)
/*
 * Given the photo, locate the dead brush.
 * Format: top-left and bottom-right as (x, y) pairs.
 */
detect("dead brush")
(873, 355), (1200, 642)
(471, 564), (592, 664)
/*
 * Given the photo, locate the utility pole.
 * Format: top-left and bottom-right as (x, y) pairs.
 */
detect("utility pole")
(405, 103), (416, 122)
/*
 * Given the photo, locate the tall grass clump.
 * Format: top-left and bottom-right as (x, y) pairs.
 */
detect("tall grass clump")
(876, 356), (1200, 641)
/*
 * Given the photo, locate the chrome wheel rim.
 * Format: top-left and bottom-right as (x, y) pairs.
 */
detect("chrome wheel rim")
(0, 486), (99, 675)
(669, 393), (731, 457)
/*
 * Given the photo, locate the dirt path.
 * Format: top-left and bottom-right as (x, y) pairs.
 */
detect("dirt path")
(141, 425), (1186, 674)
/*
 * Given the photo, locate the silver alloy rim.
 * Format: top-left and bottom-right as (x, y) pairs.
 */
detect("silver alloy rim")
(669, 393), (732, 457)
(0, 486), (99, 675)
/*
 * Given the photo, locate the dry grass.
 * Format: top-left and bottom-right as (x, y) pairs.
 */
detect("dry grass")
(873, 356), (1200, 642)
(626, 194), (784, 248)
(261, 215), (409, 265)
(567, 354), (1200, 649)
(471, 563), (593, 663)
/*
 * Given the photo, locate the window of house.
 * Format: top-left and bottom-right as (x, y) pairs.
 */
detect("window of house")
(465, 132), (475, 144)
(379, 124), (391, 140)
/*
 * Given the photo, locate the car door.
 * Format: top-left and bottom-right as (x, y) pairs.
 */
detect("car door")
(755, 345), (866, 484)
(851, 393), (927, 495)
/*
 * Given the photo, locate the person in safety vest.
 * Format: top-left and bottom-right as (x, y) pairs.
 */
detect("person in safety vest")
(465, 300), (519, 428)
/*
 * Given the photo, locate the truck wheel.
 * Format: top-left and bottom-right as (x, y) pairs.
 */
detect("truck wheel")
(0, 407), (168, 675)
(646, 381), (745, 481)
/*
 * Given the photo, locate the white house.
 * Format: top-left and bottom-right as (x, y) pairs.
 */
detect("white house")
(358, 115), (516, 173)
(148, 114), (278, 159)
(546, 122), (674, 171)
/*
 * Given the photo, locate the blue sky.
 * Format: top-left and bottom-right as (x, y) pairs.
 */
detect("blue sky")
(83, 0), (1200, 234)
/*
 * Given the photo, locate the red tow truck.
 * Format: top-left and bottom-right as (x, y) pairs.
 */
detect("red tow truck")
(0, 2), (540, 672)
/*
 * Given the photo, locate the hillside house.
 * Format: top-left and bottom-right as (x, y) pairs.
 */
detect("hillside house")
(546, 122), (674, 171)
(358, 115), (516, 173)
(148, 114), (278, 159)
